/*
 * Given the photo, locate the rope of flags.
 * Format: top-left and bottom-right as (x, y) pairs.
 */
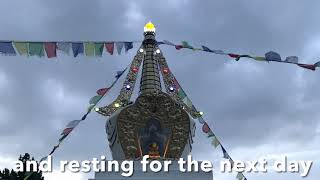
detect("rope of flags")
(2, 39), (319, 72)
(33, 67), (126, 166)
(0, 41), (140, 58)
(159, 40), (320, 71)
(96, 47), (144, 116)
(157, 54), (247, 180)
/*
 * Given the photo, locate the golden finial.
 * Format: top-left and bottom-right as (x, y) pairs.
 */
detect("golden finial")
(144, 21), (156, 32)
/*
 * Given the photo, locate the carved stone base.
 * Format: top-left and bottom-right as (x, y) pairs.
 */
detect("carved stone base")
(116, 91), (193, 159)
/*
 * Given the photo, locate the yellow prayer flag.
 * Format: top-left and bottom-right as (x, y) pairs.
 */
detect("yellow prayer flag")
(211, 136), (220, 148)
(14, 42), (28, 56)
(253, 56), (266, 61)
(85, 42), (95, 56)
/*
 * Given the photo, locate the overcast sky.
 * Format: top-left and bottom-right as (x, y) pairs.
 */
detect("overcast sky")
(0, 0), (319, 180)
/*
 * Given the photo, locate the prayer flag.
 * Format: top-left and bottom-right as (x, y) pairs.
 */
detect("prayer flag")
(89, 95), (103, 105)
(61, 128), (73, 136)
(115, 42), (124, 55)
(265, 51), (281, 62)
(173, 78), (181, 90)
(124, 42), (133, 53)
(213, 50), (226, 55)
(95, 43), (104, 57)
(105, 42), (114, 55)
(253, 56), (266, 61)
(175, 45), (183, 50)
(66, 120), (81, 128)
(87, 104), (95, 113)
(14, 42), (28, 55)
(44, 42), (57, 58)
(202, 122), (210, 133)
(57, 42), (70, 54)
(201, 45), (213, 52)
(212, 136), (220, 148)
(198, 117), (206, 124)
(0, 42), (16, 55)
(85, 42), (95, 56)
(182, 97), (193, 108)
(29, 42), (44, 57)
(285, 56), (298, 63)
(236, 172), (244, 180)
(228, 53), (240, 59)
(207, 130), (215, 137)
(72, 43), (84, 57)
(221, 146), (230, 159)
(178, 89), (187, 99)
(298, 64), (316, 71)
(97, 88), (109, 95)
(181, 41), (193, 49)
(115, 69), (126, 79)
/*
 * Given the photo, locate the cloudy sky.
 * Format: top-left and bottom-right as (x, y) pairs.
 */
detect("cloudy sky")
(0, 0), (319, 179)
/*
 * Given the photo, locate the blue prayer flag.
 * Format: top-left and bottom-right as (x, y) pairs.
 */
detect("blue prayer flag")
(115, 42), (124, 55)
(124, 42), (133, 53)
(72, 43), (84, 57)
(0, 42), (16, 55)
(201, 45), (213, 52)
(265, 51), (282, 62)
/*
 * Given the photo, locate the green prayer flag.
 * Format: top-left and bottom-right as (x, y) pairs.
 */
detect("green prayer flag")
(29, 42), (44, 57)
(178, 89), (187, 99)
(95, 43), (104, 57)
(89, 95), (102, 105)
(181, 41), (193, 49)
(85, 42), (95, 56)
(236, 172), (244, 180)
(14, 42), (28, 55)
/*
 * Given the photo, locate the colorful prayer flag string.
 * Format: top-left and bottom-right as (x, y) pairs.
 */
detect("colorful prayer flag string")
(0, 41), (140, 58)
(159, 40), (320, 71)
(35, 66), (128, 175)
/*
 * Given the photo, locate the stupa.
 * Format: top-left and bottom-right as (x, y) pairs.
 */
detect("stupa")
(90, 22), (213, 180)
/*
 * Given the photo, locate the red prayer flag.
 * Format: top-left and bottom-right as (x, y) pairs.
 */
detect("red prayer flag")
(298, 64), (316, 71)
(175, 45), (183, 50)
(228, 53), (240, 58)
(44, 42), (57, 58)
(61, 128), (73, 136)
(105, 42), (114, 55)
(173, 78), (181, 90)
(202, 122), (210, 133)
(96, 88), (109, 95)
